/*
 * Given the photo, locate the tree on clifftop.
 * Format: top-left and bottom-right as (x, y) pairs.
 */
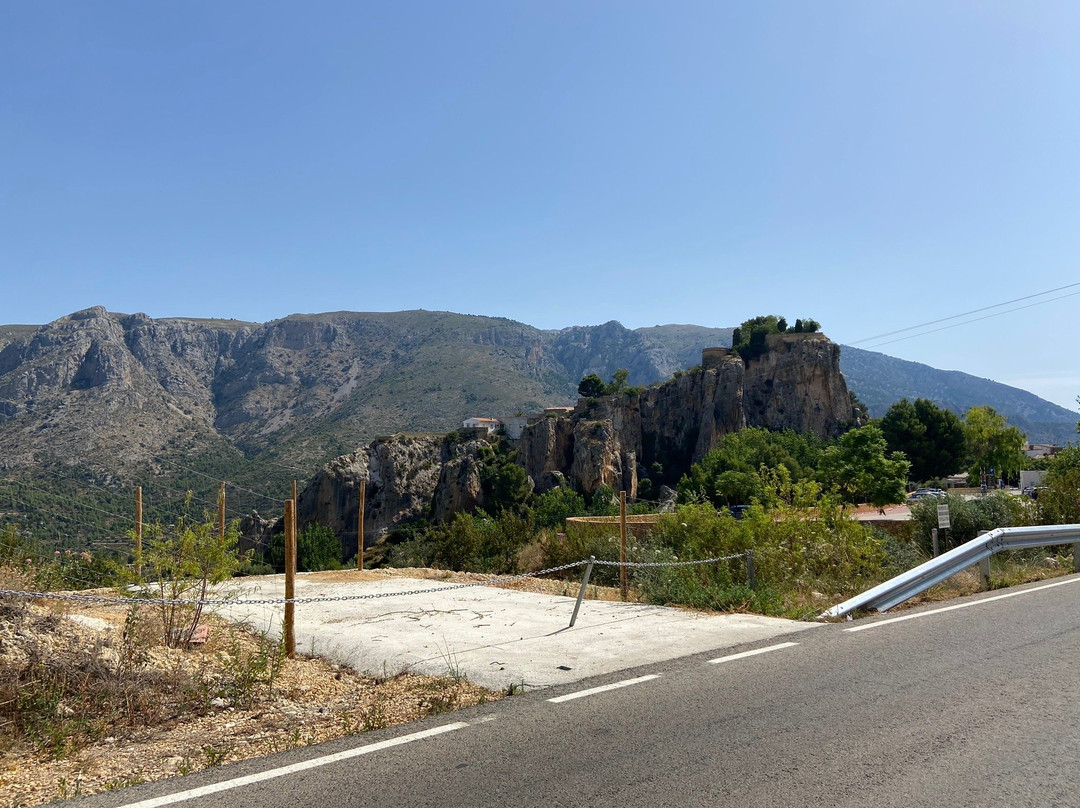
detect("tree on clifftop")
(730, 315), (821, 362)
(577, 373), (606, 398)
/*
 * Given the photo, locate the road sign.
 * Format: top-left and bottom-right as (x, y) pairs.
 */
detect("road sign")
(937, 504), (950, 530)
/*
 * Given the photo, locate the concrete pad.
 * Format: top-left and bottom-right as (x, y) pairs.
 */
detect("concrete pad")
(215, 574), (817, 691)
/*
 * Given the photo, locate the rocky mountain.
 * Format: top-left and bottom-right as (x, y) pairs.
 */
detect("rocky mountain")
(0, 307), (1073, 550)
(838, 346), (1078, 446)
(290, 335), (856, 553)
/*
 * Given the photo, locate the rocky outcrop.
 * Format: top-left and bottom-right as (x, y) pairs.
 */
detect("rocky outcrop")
(295, 433), (446, 558)
(519, 353), (747, 496)
(430, 437), (489, 522)
(742, 333), (852, 438)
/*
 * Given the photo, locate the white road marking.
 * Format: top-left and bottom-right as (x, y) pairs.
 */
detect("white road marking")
(846, 576), (1080, 633)
(547, 674), (661, 703)
(113, 722), (469, 808)
(707, 641), (799, 665)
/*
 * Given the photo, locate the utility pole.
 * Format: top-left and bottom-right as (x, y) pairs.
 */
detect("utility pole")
(357, 481), (366, 571)
(135, 485), (143, 579)
(218, 482), (226, 541)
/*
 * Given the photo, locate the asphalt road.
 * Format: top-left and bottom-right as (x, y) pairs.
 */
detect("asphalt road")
(74, 574), (1080, 808)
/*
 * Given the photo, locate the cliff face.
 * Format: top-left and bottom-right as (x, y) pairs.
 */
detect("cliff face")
(296, 434), (447, 558)
(742, 333), (852, 438)
(518, 355), (747, 497)
(300, 336), (856, 548)
(0, 306), (241, 467)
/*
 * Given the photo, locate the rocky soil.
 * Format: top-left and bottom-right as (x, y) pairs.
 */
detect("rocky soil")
(0, 570), (518, 807)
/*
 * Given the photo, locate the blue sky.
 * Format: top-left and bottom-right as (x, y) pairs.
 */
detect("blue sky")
(2, 2), (1078, 410)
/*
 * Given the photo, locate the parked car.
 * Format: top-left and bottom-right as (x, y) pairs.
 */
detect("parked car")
(728, 505), (751, 519)
(908, 487), (946, 501)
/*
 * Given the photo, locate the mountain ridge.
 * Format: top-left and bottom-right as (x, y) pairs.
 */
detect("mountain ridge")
(0, 307), (1074, 550)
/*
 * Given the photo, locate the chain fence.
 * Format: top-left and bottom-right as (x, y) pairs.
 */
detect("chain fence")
(0, 552), (750, 608)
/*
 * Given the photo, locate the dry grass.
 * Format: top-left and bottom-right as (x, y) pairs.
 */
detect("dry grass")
(0, 587), (500, 807)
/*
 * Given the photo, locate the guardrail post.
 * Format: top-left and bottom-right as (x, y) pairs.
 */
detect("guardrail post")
(1074, 543), (1080, 574)
(569, 557), (595, 628)
(745, 549), (756, 590)
(977, 530), (991, 591)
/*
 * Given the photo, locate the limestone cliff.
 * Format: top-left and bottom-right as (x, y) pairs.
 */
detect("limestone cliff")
(295, 433), (445, 558)
(292, 335), (854, 550)
(742, 333), (853, 438)
(519, 350), (747, 497)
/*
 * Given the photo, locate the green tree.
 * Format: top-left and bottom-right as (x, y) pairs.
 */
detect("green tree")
(270, 522), (343, 571)
(297, 523), (342, 571)
(963, 405), (1026, 484)
(678, 427), (822, 507)
(606, 368), (629, 395)
(881, 398), (965, 482)
(478, 442), (533, 514)
(730, 315), (782, 362)
(534, 486), (586, 529)
(817, 423), (909, 506)
(1038, 445), (1080, 524)
(577, 373), (606, 398)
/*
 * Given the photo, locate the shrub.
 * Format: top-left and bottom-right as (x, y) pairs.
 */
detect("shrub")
(138, 510), (249, 648)
(909, 492), (1033, 553)
(296, 524), (342, 572)
(534, 486), (586, 529)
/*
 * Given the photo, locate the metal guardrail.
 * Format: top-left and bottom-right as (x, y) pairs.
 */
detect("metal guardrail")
(820, 524), (1080, 619)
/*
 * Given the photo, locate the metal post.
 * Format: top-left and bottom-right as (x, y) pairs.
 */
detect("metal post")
(569, 557), (595, 628)
(977, 530), (990, 591)
(931, 527), (939, 557)
(745, 549), (756, 590)
(1074, 542), (1080, 574)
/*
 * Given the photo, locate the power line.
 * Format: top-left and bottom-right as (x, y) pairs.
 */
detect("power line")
(863, 289), (1080, 350)
(135, 477), (249, 520)
(0, 478), (135, 524)
(153, 457), (286, 505)
(850, 281), (1080, 346)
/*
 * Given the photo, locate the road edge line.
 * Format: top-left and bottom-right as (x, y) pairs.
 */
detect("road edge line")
(113, 722), (470, 808)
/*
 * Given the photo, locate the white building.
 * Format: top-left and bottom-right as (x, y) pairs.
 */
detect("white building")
(463, 417), (501, 434)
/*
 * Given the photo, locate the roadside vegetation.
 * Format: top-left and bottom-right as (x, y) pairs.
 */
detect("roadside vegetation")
(1, 316), (1076, 801)
(0, 516), (497, 806)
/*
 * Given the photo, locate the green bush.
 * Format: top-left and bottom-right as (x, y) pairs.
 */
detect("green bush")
(296, 524), (342, 572)
(534, 486), (586, 529)
(909, 492), (1033, 553)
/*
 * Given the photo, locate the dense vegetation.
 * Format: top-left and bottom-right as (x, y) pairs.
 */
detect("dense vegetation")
(677, 424), (909, 508)
(730, 314), (820, 362)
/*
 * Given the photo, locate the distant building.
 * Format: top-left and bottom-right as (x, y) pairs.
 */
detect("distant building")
(463, 417), (501, 434)
(543, 406), (574, 417)
(1024, 443), (1063, 459)
(499, 416), (530, 440)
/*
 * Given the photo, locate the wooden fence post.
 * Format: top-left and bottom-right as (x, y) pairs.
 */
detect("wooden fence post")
(134, 485), (143, 579)
(619, 490), (628, 601)
(357, 481), (366, 571)
(218, 482), (226, 541)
